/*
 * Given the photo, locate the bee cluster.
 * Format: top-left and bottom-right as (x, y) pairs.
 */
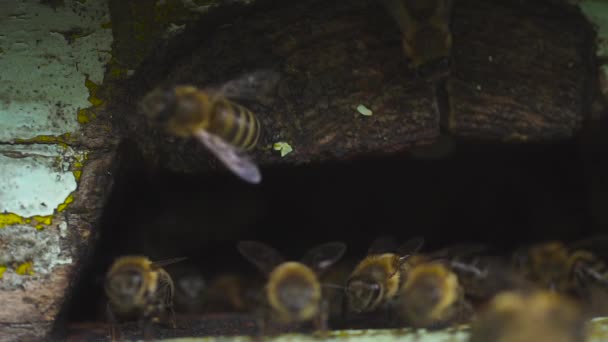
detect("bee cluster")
(104, 235), (608, 341)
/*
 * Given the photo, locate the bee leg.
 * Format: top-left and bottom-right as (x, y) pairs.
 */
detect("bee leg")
(253, 308), (266, 342)
(105, 303), (122, 342)
(140, 317), (154, 342)
(168, 305), (177, 329)
(313, 299), (329, 337)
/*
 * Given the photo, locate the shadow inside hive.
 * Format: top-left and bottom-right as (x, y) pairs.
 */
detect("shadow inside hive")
(56, 135), (605, 339)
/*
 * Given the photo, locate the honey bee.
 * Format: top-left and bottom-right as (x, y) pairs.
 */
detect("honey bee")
(139, 70), (280, 184)
(237, 240), (347, 333)
(397, 261), (473, 328)
(379, 0), (453, 68)
(171, 264), (206, 314)
(469, 290), (587, 342)
(204, 273), (261, 313)
(104, 256), (186, 341)
(344, 236), (425, 314)
(512, 237), (608, 296)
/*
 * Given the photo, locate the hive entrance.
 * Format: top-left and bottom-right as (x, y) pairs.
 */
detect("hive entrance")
(60, 138), (596, 338)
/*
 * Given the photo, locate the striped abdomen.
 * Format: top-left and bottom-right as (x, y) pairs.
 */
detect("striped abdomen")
(208, 98), (261, 151)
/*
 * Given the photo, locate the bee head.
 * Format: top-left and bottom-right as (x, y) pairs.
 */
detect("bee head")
(177, 274), (206, 299)
(139, 86), (177, 124)
(345, 278), (383, 313)
(105, 268), (145, 304)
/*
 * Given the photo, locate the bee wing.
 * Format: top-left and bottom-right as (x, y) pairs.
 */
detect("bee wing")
(216, 69), (280, 102)
(301, 242), (347, 275)
(378, 0), (415, 34)
(396, 236), (425, 259)
(367, 235), (399, 255)
(429, 243), (489, 260)
(194, 130), (262, 184)
(237, 241), (285, 276)
(151, 257), (188, 269)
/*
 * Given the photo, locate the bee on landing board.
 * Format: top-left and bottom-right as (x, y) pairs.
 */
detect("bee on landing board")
(379, 0), (453, 69)
(512, 236), (608, 298)
(469, 290), (587, 342)
(344, 236), (425, 314)
(139, 70), (280, 184)
(104, 256), (186, 341)
(171, 263), (206, 315)
(237, 240), (346, 335)
(397, 261), (473, 328)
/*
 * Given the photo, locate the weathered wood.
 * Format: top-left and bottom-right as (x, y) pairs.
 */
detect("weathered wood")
(446, 0), (595, 141)
(118, 0), (440, 174)
(0, 152), (116, 341)
(113, 0), (597, 177)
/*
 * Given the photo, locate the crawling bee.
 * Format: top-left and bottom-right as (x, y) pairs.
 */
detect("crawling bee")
(513, 237), (608, 296)
(469, 290), (586, 342)
(139, 70), (280, 184)
(379, 0), (453, 68)
(104, 256), (186, 341)
(237, 240), (346, 333)
(430, 243), (529, 302)
(345, 236), (425, 313)
(398, 261), (473, 328)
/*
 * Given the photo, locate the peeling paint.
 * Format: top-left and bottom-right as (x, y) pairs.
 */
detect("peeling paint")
(0, 144), (82, 219)
(0, 224), (73, 289)
(580, 1), (608, 58)
(0, 0), (112, 142)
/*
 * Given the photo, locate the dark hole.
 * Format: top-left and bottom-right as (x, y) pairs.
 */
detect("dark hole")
(56, 134), (603, 338)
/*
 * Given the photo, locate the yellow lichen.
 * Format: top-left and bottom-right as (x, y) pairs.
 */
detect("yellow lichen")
(15, 262), (34, 276)
(84, 76), (104, 107)
(14, 133), (72, 147)
(0, 213), (25, 228)
(31, 215), (53, 230)
(1, 213), (54, 229)
(77, 108), (92, 124)
(73, 170), (83, 180)
(273, 142), (294, 157)
(0, 265), (6, 279)
(57, 194), (75, 212)
(357, 104), (373, 116)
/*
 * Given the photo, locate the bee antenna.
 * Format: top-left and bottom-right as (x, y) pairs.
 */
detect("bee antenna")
(322, 283), (345, 290)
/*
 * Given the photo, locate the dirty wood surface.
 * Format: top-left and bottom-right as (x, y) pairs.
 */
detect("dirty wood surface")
(446, 0), (595, 141)
(117, 0), (442, 175)
(113, 0), (595, 176)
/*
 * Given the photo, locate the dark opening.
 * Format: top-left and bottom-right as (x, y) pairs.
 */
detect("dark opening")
(57, 131), (605, 338)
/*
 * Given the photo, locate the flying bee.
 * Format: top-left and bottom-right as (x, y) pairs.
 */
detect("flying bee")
(104, 256), (186, 341)
(512, 236), (608, 297)
(379, 0), (453, 69)
(469, 290), (586, 342)
(139, 70), (280, 184)
(237, 240), (346, 334)
(397, 261), (473, 328)
(344, 236), (425, 314)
